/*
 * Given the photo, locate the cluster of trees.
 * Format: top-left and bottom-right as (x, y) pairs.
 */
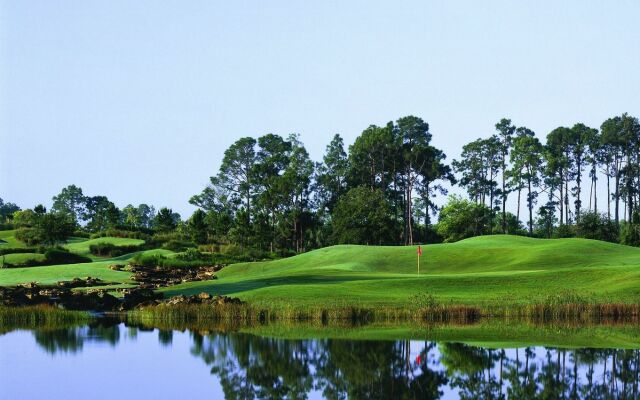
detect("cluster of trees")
(189, 116), (454, 252)
(450, 113), (640, 245)
(2, 112), (639, 251)
(2, 186), (181, 246)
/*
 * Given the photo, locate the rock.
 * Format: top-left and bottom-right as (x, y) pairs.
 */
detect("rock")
(109, 264), (123, 271)
(20, 282), (39, 289)
(197, 292), (212, 300)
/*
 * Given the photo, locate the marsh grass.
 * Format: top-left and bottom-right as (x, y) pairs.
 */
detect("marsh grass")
(128, 293), (637, 329)
(0, 305), (91, 331)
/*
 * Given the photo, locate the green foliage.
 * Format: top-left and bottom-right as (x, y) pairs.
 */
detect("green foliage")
(14, 213), (75, 246)
(409, 293), (439, 309)
(554, 224), (575, 238)
(161, 239), (196, 252)
(331, 187), (397, 245)
(436, 195), (491, 242)
(153, 207), (179, 232)
(0, 198), (20, 222)
(51, 184), (85, 224)
(89, 242), (144, 257)
(576, 212), (619, 243)
(187, 209), (208, 244)
(12, 209), (38, 228)
(620, 220), (640, 247)
(90, 229), (150, 240)
(43, 248), (92, 265)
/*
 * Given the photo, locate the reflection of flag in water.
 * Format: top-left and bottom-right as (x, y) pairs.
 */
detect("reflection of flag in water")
(415, 354), (422, 365)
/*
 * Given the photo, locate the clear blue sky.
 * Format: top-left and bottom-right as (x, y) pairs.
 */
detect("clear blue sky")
(2, 1), (639, 217)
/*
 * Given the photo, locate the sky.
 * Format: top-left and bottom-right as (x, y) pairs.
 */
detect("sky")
(1, 0), (639, 217)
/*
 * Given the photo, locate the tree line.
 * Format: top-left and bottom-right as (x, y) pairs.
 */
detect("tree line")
(2, 113), (639, 251)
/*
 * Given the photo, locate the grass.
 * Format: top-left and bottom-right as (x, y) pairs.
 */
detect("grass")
(159, 235), (640, 309)
(0, 305), (91, 332)
(2, 252), (46, 266)
(0, 230), (27, 248)
(64, 237), (145, 259)
(1, 233), (639, 314)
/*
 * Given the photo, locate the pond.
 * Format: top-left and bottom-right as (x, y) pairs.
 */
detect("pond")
(1, 321), (639, 399)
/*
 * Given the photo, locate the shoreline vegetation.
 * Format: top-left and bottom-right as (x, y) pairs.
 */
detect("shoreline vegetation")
(2, 305), (639, 349)
(3, 298), (638, 327)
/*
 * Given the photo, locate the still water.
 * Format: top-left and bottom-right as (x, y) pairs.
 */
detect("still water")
(1, 322), (639, 399)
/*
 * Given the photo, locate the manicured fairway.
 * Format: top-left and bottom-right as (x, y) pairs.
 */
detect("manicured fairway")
(160, 235), (640, 307)
(2, 234), (640, 308)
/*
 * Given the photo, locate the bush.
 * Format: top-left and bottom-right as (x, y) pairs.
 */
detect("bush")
(14, 228), (41, 246)
(43, 248), (92, 264)
(620, 221), (640, 247)
(72, 231), (91, 238)
(162, 239), (197, 252)
(89, 242), (144, 257)
(554, 224), (575, 238)
(436, 195), (492, 242)
(0, 247), (38, 256)
(90, 229), (150, 241)
(576, 212), (619, 243)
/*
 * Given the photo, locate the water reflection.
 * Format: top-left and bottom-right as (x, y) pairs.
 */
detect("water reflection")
(4, 323), (640, 399)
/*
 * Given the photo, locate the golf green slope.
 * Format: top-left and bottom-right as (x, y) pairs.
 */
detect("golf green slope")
(161, 235), (640, 307)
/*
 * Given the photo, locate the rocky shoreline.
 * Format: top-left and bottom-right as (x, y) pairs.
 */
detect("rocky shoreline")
(0, 262), (241, 311)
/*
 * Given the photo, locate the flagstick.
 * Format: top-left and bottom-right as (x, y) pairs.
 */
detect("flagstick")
(417, 252), (420, 275)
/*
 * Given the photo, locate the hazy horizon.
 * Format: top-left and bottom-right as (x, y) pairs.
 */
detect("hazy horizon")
(2, 1), (639, 216)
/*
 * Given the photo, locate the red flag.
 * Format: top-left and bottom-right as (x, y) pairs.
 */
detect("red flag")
(417, 245), (422, 256)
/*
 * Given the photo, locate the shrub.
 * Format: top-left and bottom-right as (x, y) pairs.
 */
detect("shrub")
(14, 228), (41, 246)
(620, 221), (640, 247)
(162, 239), (196, 252)
(436, 195), (492, 242)
(43, 248), (92, 264)
(89, 242), (143, 257)
(90, 229), (150, 241)
(576, 212), (619, 243)
(0, 247), (38, 256)
(72, 231), (91, 238)
(554, 224), (575, 238)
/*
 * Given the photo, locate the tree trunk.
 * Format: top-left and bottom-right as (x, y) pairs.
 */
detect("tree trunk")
(594, 173), (598, 214)
(607, 168), (611, 221)
(516, 187), (521, 226)
(528, 177), (533, 236)
(559, 182), (564, 225)
(576, 161), (582, 222)
(627, 153), (634, 221)
(565, 180), (570, 224)
(615, 171), (620, 225)
(502, 157), (507, 234)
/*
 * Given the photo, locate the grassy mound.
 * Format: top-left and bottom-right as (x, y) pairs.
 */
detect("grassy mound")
(2, 252), (46, 265)
(160, 235), (640, 308)
(0, 230), (27, 248)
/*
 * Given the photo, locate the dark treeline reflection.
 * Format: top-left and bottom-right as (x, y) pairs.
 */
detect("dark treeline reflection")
(30, 323), (640, 399)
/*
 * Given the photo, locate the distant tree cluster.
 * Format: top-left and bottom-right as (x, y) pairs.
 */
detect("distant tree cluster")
(2, 112), (639, 251)
(451, 113), (640, 245)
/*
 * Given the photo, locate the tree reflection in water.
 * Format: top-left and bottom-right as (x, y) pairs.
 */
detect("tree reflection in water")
(29, 323), (640, 399)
